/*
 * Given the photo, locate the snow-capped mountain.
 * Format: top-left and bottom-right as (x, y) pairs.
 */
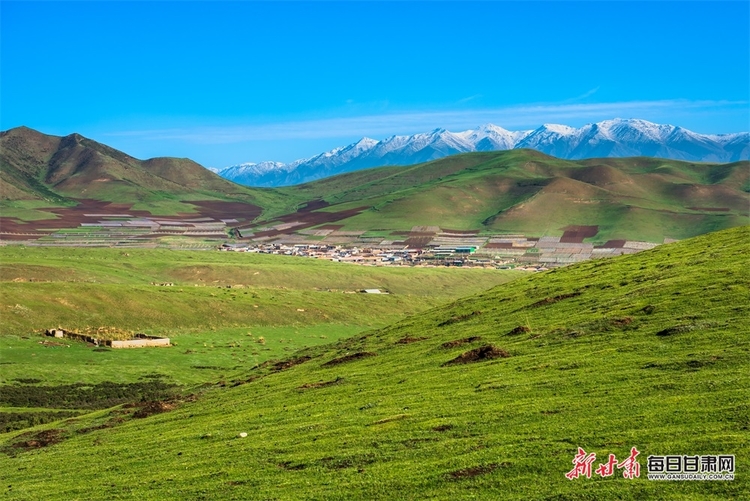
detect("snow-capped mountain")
(215, 119), (749, 187)
(515, 119), (747, 161)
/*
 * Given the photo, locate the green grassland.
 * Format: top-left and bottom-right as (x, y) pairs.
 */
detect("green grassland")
(1, 227), (747, 500)
(0, 246), (518, 386)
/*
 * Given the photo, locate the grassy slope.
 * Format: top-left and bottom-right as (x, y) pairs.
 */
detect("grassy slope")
(2, 226), (747, 500)
(0, 127), (286, 217)
(273, 151), (749, 241)
(0, 247), (517, 385)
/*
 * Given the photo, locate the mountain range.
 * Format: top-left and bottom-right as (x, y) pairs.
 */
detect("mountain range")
(215, 119), (750, 187)
(2, 126), (748, 243)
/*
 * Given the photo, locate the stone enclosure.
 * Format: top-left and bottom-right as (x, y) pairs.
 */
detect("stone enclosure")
(45, 329), (170, 349)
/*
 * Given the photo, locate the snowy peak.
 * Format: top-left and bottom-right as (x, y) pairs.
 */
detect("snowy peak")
(216, 119), (749, 187)
(220, 161), (289, 176)
(458, 123), (532, 151)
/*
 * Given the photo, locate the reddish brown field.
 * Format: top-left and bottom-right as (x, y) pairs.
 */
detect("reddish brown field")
(441, 228), (480, 235)
(187, 201), (262, 221)
(597, 240), (626, 249)
(560, 225), (599, 243)
(0, 199), (262, 241)
(239, 200), (369, 238)
(485, 242), (514, 249)
(403, 236), (433, 248)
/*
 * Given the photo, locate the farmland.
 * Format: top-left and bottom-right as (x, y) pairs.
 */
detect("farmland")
(0, 226), (747, 499)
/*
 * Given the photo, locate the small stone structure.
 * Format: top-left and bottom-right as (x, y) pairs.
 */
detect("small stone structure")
(45, 329), (170, 349)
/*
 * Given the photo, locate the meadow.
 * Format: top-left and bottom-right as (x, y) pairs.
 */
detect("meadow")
(0, 246), (517, 413)
(0, 226), (746, 500)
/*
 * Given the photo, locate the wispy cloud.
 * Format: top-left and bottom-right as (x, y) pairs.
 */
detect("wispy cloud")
(457, 94), (483, 104)
(564, 87), (600, 103)
(103, 99), (748, 144)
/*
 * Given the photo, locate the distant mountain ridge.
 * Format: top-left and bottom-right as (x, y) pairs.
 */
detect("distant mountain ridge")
(216, 119), (749, 187)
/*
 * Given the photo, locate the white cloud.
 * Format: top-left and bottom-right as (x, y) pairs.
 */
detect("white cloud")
(103, 99), (748, 144)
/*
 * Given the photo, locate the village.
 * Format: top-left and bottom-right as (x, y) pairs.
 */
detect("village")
(220, 225), (665, 270)
(1, 209), (667, 269)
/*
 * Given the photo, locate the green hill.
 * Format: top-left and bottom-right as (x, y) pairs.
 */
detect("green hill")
(270, 150), (750, 242)
(2, 127), (748, 241)
(0, 126), (286, 216)
(2, 226), (747, 500)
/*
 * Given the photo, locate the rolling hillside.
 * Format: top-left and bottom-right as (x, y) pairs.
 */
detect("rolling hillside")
(0, 126), (285, 216)
(2, 127), (748, 243)
(2, 226), (747, 500)
(268, 149), (750, 242)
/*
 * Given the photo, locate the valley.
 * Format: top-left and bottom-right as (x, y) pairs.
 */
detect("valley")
(0, 126), (748, 499)
(1, 226), (747, 499)
(3, 127), (748, 251)
(3, 1), (747, 498)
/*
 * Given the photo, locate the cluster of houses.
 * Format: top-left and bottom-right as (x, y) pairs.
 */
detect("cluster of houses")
(219, 228), (666, 270)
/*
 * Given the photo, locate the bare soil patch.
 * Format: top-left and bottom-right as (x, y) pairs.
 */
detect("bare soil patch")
(277, 461), (306, 471)
(432, 424), (454, 432)
(611, 317), (634, 327)
(9, 429), (65, 451)
(506, 326), (531, 336)
(272, 356), (312, 372)
(528, 292), (581, 308)
(131, 400), (177, 419)
(441, 336), (482, 348)
(448, 463), (499, 479)
(319, 453), (376, 470)
(656, 325), (695, 337)
(438, 311), (482, 327)
(395, 336), (428, 344)
(76, 416), (125, 434)
(442, 345), (510, 366)
(298, 377), (343, 390)
(322, 352), (377, 367)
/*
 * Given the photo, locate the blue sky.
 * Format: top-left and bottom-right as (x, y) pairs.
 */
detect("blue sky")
(2, 1), (748, 167)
